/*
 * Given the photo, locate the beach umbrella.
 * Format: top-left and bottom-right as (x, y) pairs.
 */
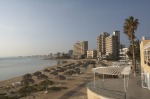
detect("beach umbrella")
(50, 71), (58, 77)
(33, 71), (42, 76)
(74, 68), (80, 75)
(50, 68), (56, 72)
(39, 79), (54, 91)
(21, 73), (34, 86)
(57, 75), (66, 85)
(57, 67), (66, 72)
(23, 73), (32, 79)
(21, 78), (34, 86)
(38, 74), (48, 80)
(43, 69), (50, 72)
(63, 70), (74, 78)
(18, 85), (37, 97)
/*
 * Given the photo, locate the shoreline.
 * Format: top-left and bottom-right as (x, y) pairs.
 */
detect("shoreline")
(0, 58), (95, 99)
(0, 59), (76, 88)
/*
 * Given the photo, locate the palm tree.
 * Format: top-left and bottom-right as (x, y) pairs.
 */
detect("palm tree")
(123, 16), (139, 76)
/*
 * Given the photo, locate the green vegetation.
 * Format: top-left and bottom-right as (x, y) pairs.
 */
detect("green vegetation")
(126, 39), (140, 62)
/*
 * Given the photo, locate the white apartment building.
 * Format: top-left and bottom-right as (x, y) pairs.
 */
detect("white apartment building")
(73, 41), (88, 58)
(87, 50), (97, 58)
(105, 31), (120, 60)
(97, 32), (110, 57)
(119, 48), (129, 59)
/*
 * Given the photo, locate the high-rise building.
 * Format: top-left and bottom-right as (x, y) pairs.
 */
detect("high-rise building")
(73, 41), (88, 58)
(68, 50), (73, 57)
(97, 32), (110, 57)
(105, 31), (120, 60)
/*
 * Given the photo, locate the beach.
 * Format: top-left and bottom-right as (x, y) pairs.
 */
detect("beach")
(0, 59), (96, 99)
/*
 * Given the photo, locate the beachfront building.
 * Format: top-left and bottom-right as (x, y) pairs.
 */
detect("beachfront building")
(140, 37), (150, 90)
(68, 50), (73, 57)
(119, 47), (129, 60)
(105, 31), (120, 60)
(87, 50), (97, 58)
(97, 32), (110, 58)
(73, 41), (88, 58)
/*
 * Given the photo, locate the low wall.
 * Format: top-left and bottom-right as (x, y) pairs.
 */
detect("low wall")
(87, 88), (111, 99)
(87, 80), (125, 99)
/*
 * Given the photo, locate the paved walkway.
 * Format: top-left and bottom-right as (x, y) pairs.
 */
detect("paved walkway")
(87, 72), (150, 99)
(58, 62), (150, 99)
(126, 73), (150, 99)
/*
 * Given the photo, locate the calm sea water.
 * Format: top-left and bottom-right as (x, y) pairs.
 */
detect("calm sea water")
(0, 57), (60, 81)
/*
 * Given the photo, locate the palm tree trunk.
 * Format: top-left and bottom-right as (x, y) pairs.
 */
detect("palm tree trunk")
(131, 37), (136, 76)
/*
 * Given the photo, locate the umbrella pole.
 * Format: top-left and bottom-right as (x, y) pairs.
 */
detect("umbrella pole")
(103, 68), (104, 82)
(124, 75), (126, 99)
(94, 73), (95, 88)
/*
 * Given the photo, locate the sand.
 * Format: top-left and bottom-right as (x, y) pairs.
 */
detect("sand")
(0, 59), (96, 99)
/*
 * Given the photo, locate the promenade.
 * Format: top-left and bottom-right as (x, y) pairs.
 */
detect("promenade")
(66, 63), (150, 99)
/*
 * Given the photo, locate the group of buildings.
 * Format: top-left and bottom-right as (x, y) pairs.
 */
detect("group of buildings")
(86, 36), (150, 99)
(73, 31), (123, 60)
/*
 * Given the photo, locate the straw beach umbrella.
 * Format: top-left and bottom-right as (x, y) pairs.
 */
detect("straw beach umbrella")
(21, 73), (34, 86)
(57, 75), (66, 85)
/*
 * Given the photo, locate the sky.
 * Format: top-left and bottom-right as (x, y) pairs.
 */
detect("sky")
(0, 0), (150, 57)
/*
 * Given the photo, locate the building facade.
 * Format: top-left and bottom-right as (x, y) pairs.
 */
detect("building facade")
(105, 31), (120, 60)
(97, 32), (110, 58)
(140, 37), (150, 90)
(87, 50), (97, 58)
(73, 41), (88, 58)
(68, 50), (73, 57)
(119, 47), (129, 60)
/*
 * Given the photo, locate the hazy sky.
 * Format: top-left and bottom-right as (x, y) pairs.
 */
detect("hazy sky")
(0, 0), (150, 57)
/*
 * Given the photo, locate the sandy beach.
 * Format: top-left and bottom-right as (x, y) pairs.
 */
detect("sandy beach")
(0, 59), (96, 99)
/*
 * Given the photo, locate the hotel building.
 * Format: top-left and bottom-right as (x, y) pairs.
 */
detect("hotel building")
(97, 32), (110, 58)
(140, 37), (150, 90)
(73, 41), (88, 58)
(105, 31), (120, 60)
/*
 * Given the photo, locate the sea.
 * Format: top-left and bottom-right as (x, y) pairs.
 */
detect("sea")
(0, 57), (61, 81)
